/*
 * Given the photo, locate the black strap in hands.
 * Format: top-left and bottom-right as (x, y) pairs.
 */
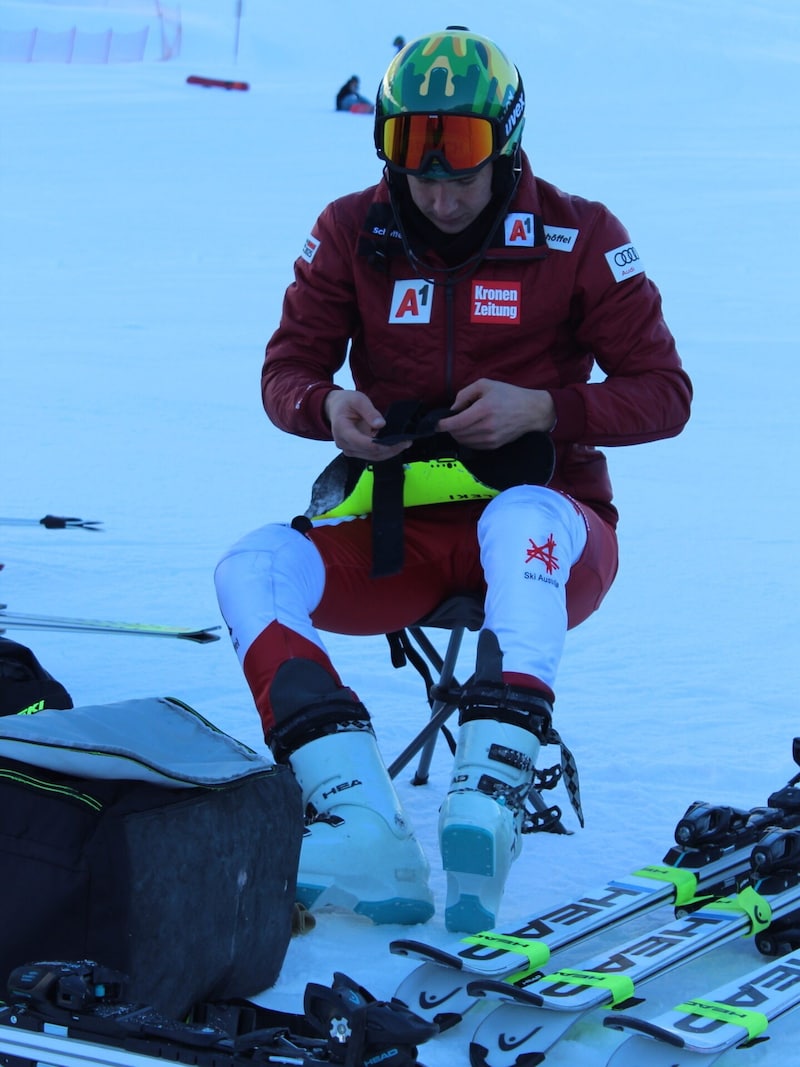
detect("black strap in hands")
(370, 401), (555, 577)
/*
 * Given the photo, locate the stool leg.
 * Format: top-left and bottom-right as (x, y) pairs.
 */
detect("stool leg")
(387, 625), (465, 783)
(413, 623), (462, 785)
(412, 625), (465, 785)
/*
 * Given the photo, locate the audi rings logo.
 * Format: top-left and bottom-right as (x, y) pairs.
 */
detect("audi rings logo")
(613, 246), (639, 266)
(605, 241), (646, 283)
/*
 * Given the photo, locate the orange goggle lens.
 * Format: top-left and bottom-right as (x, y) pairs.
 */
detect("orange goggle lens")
(380, 114), (496, 174)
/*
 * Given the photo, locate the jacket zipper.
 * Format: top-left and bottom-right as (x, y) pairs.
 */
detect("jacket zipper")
(444, 282), (456, 400)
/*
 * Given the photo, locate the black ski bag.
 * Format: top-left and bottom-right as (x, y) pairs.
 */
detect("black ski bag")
(0, 696), (302, 1018)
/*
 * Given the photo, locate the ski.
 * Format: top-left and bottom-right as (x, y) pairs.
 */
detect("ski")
(0, 606), (221, 643)
(604, 949), (800, 1066)
(0, 1006), (339, 1067)
(0, 1014), (356, 1067)
(391, 739), (800, 1030)
(392, 804), (795, 1027)
(466, 825), (800, 1067)
(0, 513), (103, 530)
(0, 1019), (222, 1067)
(0, 963), (434, 1067)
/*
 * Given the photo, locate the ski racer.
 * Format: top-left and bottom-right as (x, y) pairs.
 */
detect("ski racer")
(214, 27), (692, 933)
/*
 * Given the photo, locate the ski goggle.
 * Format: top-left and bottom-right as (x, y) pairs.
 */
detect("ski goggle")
(376, 113), (499, 177)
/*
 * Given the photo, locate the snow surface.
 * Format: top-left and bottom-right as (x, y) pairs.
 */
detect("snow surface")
(1, 1), (800, 1063)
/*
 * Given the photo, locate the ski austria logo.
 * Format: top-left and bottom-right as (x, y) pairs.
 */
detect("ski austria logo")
(605, 242), (645, 283)
(301, 234), (320, 263)
(471, 281), (521, 325)
(504, 212), (536, 247)
(524, 533), (561, 586)
(544, 225), (579, 252)
(389, 279), (433, 324)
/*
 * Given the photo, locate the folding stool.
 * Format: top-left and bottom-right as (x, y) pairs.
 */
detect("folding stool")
(385, 594), (570, 834)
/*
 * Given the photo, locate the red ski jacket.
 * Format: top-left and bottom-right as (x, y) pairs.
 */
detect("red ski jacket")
(262, 155), (692, 528)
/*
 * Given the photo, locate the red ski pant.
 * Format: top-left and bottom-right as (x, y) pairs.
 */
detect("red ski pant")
(215, 489), (618, 737)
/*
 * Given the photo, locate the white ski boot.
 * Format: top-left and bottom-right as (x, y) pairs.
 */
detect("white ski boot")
(268, 657), (433, 925)
(439, 715), (544, 932)
(289, 726), (434, 925)
(438, 629), (553, 932)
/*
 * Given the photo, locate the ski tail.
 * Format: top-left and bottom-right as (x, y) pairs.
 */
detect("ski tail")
(605, 949), (800, 1062)
(0, 607), (221, 643)
(466, 823), (800, 1066)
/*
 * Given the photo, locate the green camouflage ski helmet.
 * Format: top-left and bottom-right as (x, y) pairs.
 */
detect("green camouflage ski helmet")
(375, 28), (525, 176)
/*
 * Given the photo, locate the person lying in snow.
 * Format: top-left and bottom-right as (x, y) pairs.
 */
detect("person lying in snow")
(335, 75), (374, 113)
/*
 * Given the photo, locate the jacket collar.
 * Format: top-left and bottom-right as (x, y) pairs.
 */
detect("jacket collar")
(359, 153), (548, 270)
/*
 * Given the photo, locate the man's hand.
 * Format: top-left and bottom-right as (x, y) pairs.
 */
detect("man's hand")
(324, 389), (411, 460)
(437, 379), (556, 448)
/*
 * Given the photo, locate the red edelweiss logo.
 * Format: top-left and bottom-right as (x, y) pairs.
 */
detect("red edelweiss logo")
(525, 534), (559, 575)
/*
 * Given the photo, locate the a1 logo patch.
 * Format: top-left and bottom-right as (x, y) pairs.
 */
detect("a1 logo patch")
(389, 279), (434, 323)
(504, 212), (536, 247)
